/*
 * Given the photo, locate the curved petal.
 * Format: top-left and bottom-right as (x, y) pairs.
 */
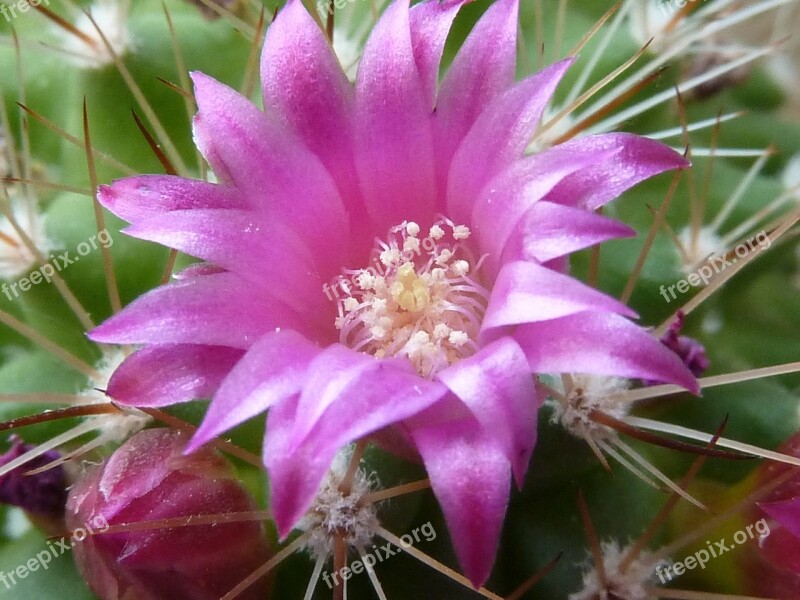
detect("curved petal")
(268, 360), (448, 536)
(261, 0), (362, 220)
(446, 58), (574, 224)
(543, 133), (690, 210)
(290, 345), (448, 448)
(409, 0), (466, 109)
(262, 0), (353, 158)
(89, 272), (326, 348)
(123, 209), (327, 313)
(481, 261), (636, 332)
(97, 176), (245, 224)
(514, 312), (700, 392)
(503, 200), (636, 263)
(106, 344), (244, 408)
(434, 0), (518, 185)
(436, 337), (540, 486)
(354, 0), (437, 229)
(409, 418), (511, 588)
(187, 330), (321, 453)
(471, 141), (620, 277)
(191, 72), (350, 271)
(264, 395), (327, 538)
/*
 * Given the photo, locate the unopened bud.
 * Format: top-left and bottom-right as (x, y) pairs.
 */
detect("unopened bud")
(67, 428), (271, 600)
(0, 435), (67, 529)
(742, 433), (800, 596)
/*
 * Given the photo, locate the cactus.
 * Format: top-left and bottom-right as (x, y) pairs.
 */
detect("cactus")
(0, 0), (799, 598)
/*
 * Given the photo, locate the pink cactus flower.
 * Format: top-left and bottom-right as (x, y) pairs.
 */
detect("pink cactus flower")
(90, 0), (698, 585)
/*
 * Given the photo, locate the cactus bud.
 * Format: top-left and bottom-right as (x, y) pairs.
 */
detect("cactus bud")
(0, 435), (67, 528)
(66, 428), (271, 600)
(741, 433), (800, 596)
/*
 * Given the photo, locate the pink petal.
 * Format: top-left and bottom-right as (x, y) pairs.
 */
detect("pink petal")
(261, 0), (362, 222)
(262, 0), (352, 155)
(354, 0), (437, 229)
(187, 330), (321, 453)
(760, 499), (800, 540)
(543, 133), (690, 210)
(191, 72), (350, 272)
(409, 418), (511, 588)
(504, 200), (636, 263)
(264, 396), (327, 537)
(268, 360), (448, 536)
(97, 176), (244, 223)
(106, 345), (243, 408)
(446, 58), (574, 224)
(123, 209), (326, 314)
(434, 0), (518, 185)
(290, 345), (447, 448)
(471, 141), (619, 277)
(482, 261), (636, 332)
(515, 312), (700, 392)
(89, 272), (326, 348)
(409, 0), (466, 109)
(436, 337), (540, 486)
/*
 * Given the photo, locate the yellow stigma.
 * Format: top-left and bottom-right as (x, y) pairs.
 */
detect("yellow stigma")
(391, 263), (430, 312)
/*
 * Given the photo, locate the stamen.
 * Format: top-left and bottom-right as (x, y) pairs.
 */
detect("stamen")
(334, 218), (490, 378)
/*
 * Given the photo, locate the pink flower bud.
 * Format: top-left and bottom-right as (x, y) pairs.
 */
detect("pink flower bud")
(0, 435), (67, 521)
(67, 428), (271, 600)
(742, 433), (800, 596)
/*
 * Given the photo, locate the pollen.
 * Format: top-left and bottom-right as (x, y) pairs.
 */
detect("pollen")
(335, 218), (490, 378)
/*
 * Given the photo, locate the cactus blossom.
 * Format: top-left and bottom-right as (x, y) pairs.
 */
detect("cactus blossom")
(89, 0), (699, 585)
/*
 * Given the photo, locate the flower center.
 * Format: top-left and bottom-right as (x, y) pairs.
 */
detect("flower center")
(333, 218), (490, 378)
